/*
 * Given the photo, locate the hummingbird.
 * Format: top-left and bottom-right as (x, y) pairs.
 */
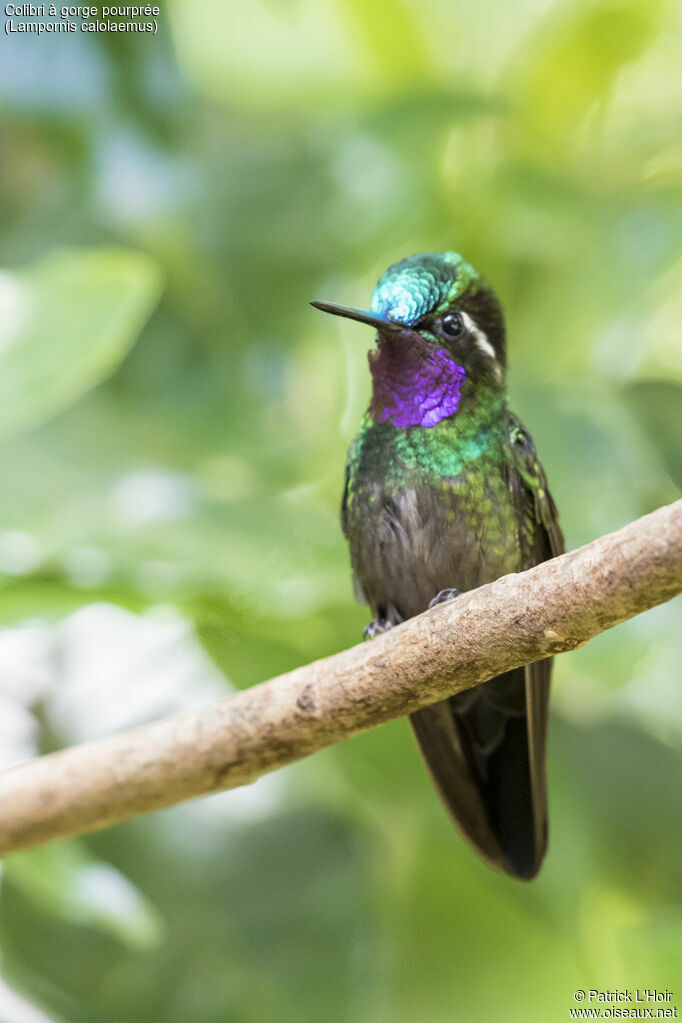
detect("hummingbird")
(312, 251), (563, 880)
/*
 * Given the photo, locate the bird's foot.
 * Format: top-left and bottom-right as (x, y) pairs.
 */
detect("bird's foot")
(428, 587), (461, 608)
(363, 618), (394, 640)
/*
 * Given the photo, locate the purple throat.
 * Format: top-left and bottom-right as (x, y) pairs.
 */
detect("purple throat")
(369, 336), (466, 428)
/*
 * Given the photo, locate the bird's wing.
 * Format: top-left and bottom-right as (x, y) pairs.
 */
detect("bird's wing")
(502, 411), (564, 869)
(341, 454), (370, 606)
(411, 413), (563, 879)
(341, 461), (350, 538)
(503, 412), (564, 565)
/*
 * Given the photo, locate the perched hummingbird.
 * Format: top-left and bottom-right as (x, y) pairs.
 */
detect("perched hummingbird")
(312, 252), (563, 880)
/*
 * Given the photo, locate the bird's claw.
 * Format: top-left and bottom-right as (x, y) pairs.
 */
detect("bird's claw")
(428, 588), (461, 608)
(363, 618), (394, 640)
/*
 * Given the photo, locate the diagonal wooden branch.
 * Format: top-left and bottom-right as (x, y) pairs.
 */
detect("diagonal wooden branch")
(0, 500), (680, 858)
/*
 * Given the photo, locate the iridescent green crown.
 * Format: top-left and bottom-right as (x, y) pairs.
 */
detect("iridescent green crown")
(370, 252), (479, 326)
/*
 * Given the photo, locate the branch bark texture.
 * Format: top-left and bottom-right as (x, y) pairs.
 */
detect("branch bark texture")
(0, 500), (680, 858)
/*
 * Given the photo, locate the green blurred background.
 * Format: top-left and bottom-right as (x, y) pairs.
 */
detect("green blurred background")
(0, 1), (680, 1020)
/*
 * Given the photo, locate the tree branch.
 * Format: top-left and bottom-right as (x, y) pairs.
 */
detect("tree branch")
(0, 500), (680, 858)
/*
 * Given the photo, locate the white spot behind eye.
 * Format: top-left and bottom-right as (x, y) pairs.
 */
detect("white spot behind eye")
(460, 311), (502, 380)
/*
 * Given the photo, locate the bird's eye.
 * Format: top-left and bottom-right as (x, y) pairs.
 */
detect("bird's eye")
(440, 312), (465, 338)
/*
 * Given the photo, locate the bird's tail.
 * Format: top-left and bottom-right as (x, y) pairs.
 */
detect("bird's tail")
(410, 659), (551, 880)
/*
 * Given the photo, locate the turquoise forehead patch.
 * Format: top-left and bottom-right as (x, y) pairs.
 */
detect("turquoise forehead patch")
(370, 251), (478, 325)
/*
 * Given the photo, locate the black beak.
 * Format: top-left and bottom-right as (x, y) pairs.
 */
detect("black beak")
(310, 300), (406, 333)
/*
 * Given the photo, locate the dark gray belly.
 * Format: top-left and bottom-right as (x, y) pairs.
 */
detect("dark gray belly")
(345, 473), (521, 623)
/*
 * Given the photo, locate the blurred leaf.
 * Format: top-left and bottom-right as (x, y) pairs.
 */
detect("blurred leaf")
(186, 592), (366, 689)
(0, 577), (149, 625)
(638, 257), (682, 383)
(0, 810), (375, 1023)
(169, 0), (382, 111)
(552, 718), (682, 894)
(2, 842), (164, 951)
(189, 595), (308, 687)
(508, 0), (665, 156)
(337, 0), (430, 85)
(0, 248), (162, 442)
(623, 380), (682, 487)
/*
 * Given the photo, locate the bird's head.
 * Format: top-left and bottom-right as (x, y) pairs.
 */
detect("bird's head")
(312, 252), (506, 429)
